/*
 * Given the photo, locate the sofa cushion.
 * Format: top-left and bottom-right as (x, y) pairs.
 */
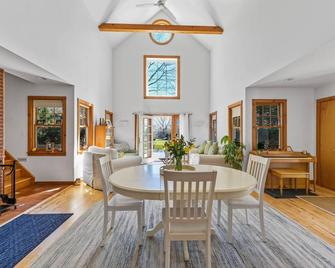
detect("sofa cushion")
(88, 146), (118, 159)
(112, 156), (142, 172)
(208, 142), (219, 155)
(204, 141), (212, 154)
(199, 154), (230, 167)
(198, 141), (207, 154)
(113, 142), (131, 153)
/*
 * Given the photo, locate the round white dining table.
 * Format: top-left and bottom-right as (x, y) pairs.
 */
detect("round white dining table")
(109, 164), (257, 237)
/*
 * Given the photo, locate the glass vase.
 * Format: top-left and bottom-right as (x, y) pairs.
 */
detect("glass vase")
(175, 156), (183, 171)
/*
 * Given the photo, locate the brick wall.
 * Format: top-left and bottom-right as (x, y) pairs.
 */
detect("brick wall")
(0, 69), (4, 194)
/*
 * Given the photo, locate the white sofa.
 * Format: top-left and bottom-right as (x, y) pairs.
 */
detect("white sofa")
(83, 146), (142, 190)
(189, 148), (229, 167)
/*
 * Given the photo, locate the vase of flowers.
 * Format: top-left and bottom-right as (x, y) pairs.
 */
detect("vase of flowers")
(164, 135), (195, 171)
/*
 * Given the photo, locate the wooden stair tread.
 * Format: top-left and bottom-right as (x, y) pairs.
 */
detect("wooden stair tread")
(3, 150), (36, 194)
(5, 175), (32, 184)
(4, 176), (35, 194)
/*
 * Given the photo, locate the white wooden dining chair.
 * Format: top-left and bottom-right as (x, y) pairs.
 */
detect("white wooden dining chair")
(97, 155), (145, 246)
(224, 154), (270, 243)
(163, 170), (217, 268)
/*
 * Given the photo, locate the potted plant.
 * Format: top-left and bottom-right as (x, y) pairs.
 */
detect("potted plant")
(164, 135), (195, 171)
(220, 135), (245, 170)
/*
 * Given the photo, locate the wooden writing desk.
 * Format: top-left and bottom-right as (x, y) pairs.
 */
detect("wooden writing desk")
(250, 151), (317, 192)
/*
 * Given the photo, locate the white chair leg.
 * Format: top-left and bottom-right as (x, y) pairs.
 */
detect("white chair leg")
(110, 210), (116, 230)
(183, 241), (190, 261)
(217, 200), (221, 225)
(165, 239), (170, 268)
(245, 209), (249, 225)
(137, 209), (143, 245)
(227, 205), (233, 243)
(142, 202), (145, 228)
(101, 209), (108, 246)
(259, 205), (265, 239)
(206, 234), (211, 268)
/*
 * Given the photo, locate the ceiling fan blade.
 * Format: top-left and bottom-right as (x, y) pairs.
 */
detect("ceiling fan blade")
(161, 6), (176, 21)
(136, 3), (156, 7)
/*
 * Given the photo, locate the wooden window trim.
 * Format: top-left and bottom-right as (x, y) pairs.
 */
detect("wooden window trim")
(209, 111), (218, 141)
(105, 110), (114, 126)
(28, 96), (66, 156)
(228, 100), (243, 144)
(252, 99), (287, 150)
(77, 98), (94, 154)
(149, 19), (175, 45)
(143, 55), (180, 100)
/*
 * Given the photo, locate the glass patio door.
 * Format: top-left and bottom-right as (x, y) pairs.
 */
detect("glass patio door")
(142, 116), (153, 159)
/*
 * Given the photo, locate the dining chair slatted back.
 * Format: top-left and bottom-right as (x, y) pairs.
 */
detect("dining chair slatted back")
(163, 170), (217, 225)
(246, 154), (271, 200)
(98, 155), (113, 204)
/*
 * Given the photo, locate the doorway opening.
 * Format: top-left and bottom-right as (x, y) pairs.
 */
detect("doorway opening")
(140, 114), (179, 161)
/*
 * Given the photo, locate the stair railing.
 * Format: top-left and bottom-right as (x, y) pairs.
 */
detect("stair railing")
(0, 160), (16, 213)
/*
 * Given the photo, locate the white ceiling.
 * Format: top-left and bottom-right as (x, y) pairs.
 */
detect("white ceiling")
(0, 45), (68, 85)
(83, 0), (245, 48)
(250, 38), (335, 89)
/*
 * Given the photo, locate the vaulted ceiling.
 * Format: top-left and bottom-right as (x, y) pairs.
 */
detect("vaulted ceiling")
(83, 0), (244, 48)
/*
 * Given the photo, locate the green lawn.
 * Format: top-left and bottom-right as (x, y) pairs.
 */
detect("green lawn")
(153, 139), (167, 151)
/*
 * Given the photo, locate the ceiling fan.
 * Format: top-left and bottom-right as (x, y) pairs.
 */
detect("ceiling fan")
(136, 0), (176, 21)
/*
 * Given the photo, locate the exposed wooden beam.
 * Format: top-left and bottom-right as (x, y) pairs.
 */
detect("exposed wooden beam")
(98, 23), (223, 35)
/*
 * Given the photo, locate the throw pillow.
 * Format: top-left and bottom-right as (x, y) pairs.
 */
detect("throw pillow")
(204, 141), (212, 154)
(198, 141), (207, 154)
(208, 142), (219, 155)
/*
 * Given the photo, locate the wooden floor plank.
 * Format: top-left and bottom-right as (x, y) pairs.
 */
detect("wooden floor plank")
(0, 182), (72, 225)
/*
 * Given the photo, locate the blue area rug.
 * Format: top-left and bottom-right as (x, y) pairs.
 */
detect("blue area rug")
(0, 213), (72, 268)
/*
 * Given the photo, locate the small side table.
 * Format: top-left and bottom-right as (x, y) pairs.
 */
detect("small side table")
(270, 168), (310, 197)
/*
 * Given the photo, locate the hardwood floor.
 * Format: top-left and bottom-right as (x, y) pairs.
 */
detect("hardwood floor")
(264, 186), (335, 247)
(0, 182), (72, 225)
(13, 183), (335, 267)
(16, 182), (102, 268)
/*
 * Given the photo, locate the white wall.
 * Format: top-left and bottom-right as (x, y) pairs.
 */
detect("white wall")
(210, 0), (335, 141)
(0, 0), (113, 179)
(5, 74), (74, 181)
(245, 87), (316, 155)
(315, 81), (335, 100)
(112, 18), (210, 147)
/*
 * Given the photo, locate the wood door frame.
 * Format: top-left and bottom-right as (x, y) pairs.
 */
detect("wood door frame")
(252, 99), (287, 150)
(171, 114), (179, 139)
(209, 111), (217, 141)
(316, 95), (335, 187)
(77, 98), (94, 154)
(228, 100), (243, 144)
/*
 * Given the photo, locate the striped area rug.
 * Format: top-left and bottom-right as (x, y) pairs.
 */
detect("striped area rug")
(32, 201), (335, 268)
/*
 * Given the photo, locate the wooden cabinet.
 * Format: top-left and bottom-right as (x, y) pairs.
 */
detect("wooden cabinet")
(95, 125), (115, 148)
